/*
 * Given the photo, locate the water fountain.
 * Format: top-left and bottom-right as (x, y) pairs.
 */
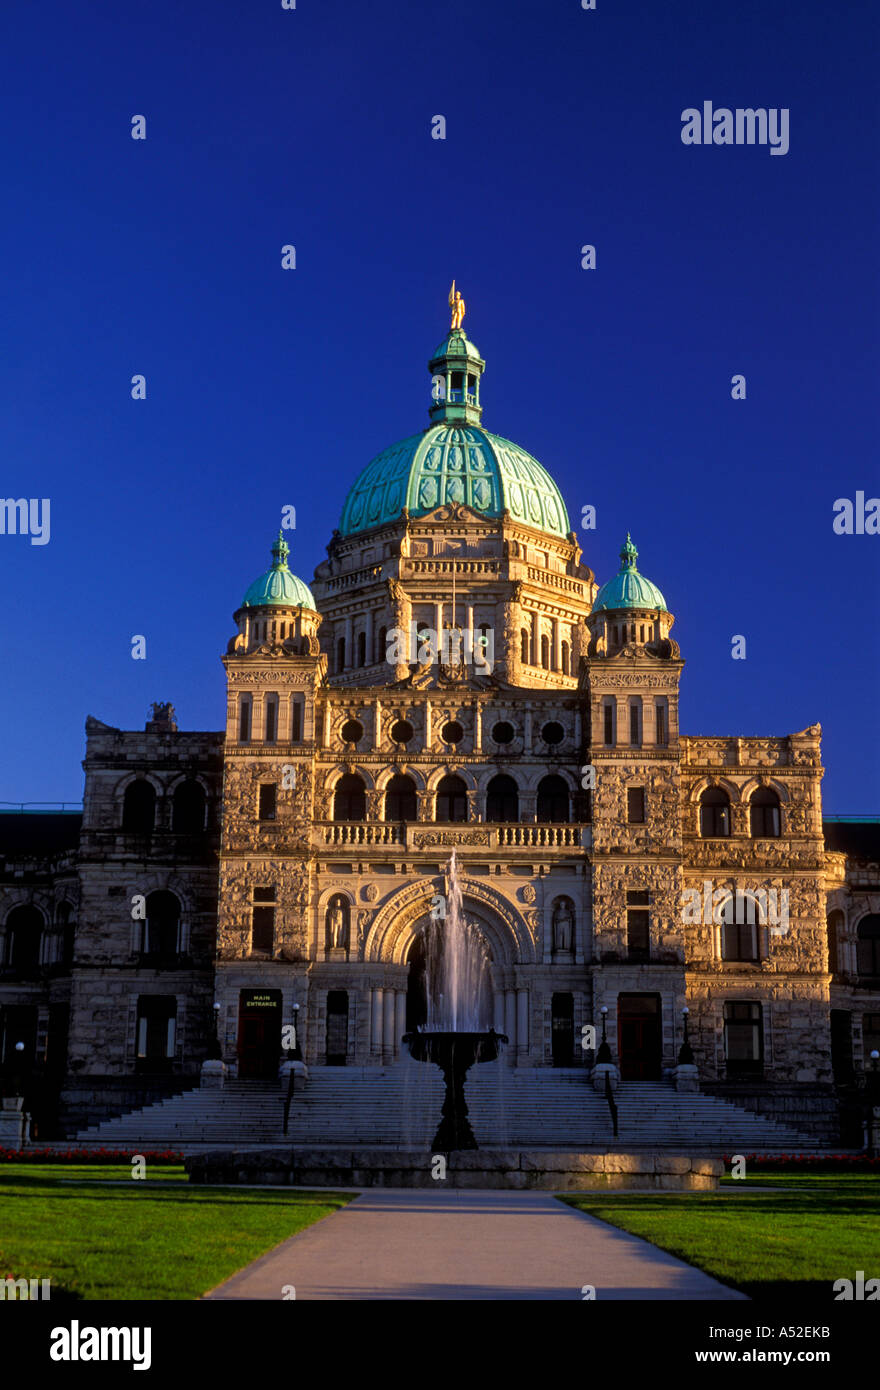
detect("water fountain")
(403, 850), (507, 1150)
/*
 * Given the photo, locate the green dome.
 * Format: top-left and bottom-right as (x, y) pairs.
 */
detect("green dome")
(241, 533), (316, 610)
(592, 534), (667, 612)
(339, 423), (571, 537)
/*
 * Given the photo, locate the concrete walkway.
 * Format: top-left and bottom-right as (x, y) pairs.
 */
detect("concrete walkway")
(206, 1189), (747, 1301)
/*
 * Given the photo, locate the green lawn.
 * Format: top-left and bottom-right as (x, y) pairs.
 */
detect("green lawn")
(560, 1174), (880, 1299)
(0, 1164), (352, 1300)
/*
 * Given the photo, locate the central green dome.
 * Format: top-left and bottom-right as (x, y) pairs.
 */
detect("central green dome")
(339, 422), (571, 537)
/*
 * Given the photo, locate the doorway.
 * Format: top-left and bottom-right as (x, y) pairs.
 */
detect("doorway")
(237, 989), (282, 1079)
(551, 993), (574, 1066)
(326, 991), (349, 1065)
(617, 994), (662, 1080)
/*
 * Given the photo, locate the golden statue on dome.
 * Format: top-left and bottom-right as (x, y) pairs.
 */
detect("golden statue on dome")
(448, 280), (465, 331)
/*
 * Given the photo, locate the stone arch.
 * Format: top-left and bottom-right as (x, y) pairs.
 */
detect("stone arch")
(738, 776), (790, 805)
(114, 770), (165, 799)
(520, 765), (579, 793)
(322, 763), (377, 793)
(425, 764), (479, 793)
(374, 764), (428, 793)
(364, 875), (536, 967)
(688, 775), (742, 805)
(0, 890), (51, 928)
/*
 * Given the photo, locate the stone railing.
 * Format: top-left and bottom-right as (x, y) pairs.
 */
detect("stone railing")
(320, 823), (405, 846)
(316, 822), (587, 851)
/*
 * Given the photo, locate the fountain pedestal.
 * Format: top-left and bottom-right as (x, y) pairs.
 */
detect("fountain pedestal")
(403, 1029), (508, 1151)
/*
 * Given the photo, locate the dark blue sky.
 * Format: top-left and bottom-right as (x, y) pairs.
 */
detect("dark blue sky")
(1, 0), (877, 808)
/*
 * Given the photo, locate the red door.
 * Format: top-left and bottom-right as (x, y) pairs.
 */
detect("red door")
(617, 995), (662, 1080)
(237, 990), (281, 1078)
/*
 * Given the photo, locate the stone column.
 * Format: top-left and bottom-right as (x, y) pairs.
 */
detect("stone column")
(517, 989), (529, 1064)
(416, 790), (433, 822)
(424, 700), (432, 751)
(344, 616), (354, 669)
(382, 990), (396, 1063)
(373, 698), (382, 750)
(371, 988), (384, 1059)
(395, 991), (407, 1058)
(552, 617), (560, 671)
(504, 991), (517, 1065)
(524, 710), (533, 754)
(365, 609), (374, 666)
(473, 701), (482, 753)
(467, 789), (481, 823)
(493, 990), (505, 1034)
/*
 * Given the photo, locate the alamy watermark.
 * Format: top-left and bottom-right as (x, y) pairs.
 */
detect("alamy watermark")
(681, 881), (790, 936)
(0, 498), (50, 545)
(681, 102), (789, 156)
(386, 623), (494, 673)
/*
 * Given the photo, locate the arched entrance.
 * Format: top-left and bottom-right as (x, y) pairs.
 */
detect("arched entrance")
(404, 909), (495, 1033)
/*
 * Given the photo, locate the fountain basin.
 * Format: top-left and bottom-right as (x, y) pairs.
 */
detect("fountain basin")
(403, 1028), (508, 1151)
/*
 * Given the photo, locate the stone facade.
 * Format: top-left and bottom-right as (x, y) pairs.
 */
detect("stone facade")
(1, 325), (878, 1142)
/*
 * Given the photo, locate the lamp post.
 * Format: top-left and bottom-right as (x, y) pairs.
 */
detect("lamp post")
(596, 1005), (612, 1064)
(206, 1002), (222, 1061)
(678, 1006), (694, 1066)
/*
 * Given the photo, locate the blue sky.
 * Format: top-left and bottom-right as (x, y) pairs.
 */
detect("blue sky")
(0, 0), (877, 808)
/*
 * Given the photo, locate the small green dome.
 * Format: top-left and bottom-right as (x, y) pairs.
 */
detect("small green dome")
(339, 423), (570, 537)
(241, 533), (316, 610)
(430, 328), (484, 364)
(592, 534), (667, 612)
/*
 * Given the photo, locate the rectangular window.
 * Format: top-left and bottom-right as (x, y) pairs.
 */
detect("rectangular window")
(626, 893), (650, 960)
(135, 995), (176, 1059)
(603, 701), (614, 746)
(655, 699), (668, 746)
(239, 697), (251, 742)
(258, 784), (277, 821)
(627, 787), (645, 823)
(290, 696), (303, 742)
(252, 906), (275, 953)
(629, 699), (641, 747)
(264, 696), (278, 743)
(723, 1002), (763, 1076)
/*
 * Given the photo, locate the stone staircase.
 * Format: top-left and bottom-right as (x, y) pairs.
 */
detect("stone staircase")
(73, 1060), (820, 1152)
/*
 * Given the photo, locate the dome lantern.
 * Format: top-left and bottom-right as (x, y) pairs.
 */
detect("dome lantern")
(428, 285), (485, 425)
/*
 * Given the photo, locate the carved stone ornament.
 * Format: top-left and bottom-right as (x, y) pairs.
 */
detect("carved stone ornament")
(520, 884), (536, 904)
(362, 884), (379, 902)
(411, 829), (491, 848)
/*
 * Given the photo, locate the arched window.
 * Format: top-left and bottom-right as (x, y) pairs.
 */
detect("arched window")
(336, 637), (346, 674)
(357, 631), (366, 667)
(486, 774), (519, 822)
(144, 891), (180, 958)
(435, 775), (468, 823)
(4, 905), (43, 969)
(750, 787), (781, 837)
(827, 909), (844, 974)
(699, 787), (731, 838)
(561, 640), (570, 676)
(376, 626), (387, 665)
(521, 629), (529, 664)
(333, 774), (366, 821)
(856, 914), (880, 980)
(540, 634), (550, 669)
(537, 774), (569, 823)
(385, 774), (417, 822)
(172, 780), (206, 833)
(629, 698), (642, 747)
(122, 780), (155, 833)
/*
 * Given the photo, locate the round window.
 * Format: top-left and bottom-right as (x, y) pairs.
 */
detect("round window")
(390, 719), (414, 745)
(491, 721), (515, 745)
(541, 721), (564, 746)
(440, 720), (464, 745)
(340, 719), (364, 744)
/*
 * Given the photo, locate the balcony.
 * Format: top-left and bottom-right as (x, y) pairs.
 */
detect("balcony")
(316, 822), (588, 852)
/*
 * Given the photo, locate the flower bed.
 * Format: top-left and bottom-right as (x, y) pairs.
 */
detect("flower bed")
(723, 1152), (879, 1172)
(0, 1146), (183, 1164)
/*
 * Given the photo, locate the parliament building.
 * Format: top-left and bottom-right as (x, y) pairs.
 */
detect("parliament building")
(1, 312), (878, 1145)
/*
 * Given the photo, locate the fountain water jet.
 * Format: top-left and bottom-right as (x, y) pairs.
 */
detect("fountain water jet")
(403, 850), (507, 1150)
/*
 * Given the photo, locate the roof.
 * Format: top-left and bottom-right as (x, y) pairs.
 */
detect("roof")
(338, 422), (571, 537)
(592, 534), (667, 613)
(241, 532), (316, 610)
